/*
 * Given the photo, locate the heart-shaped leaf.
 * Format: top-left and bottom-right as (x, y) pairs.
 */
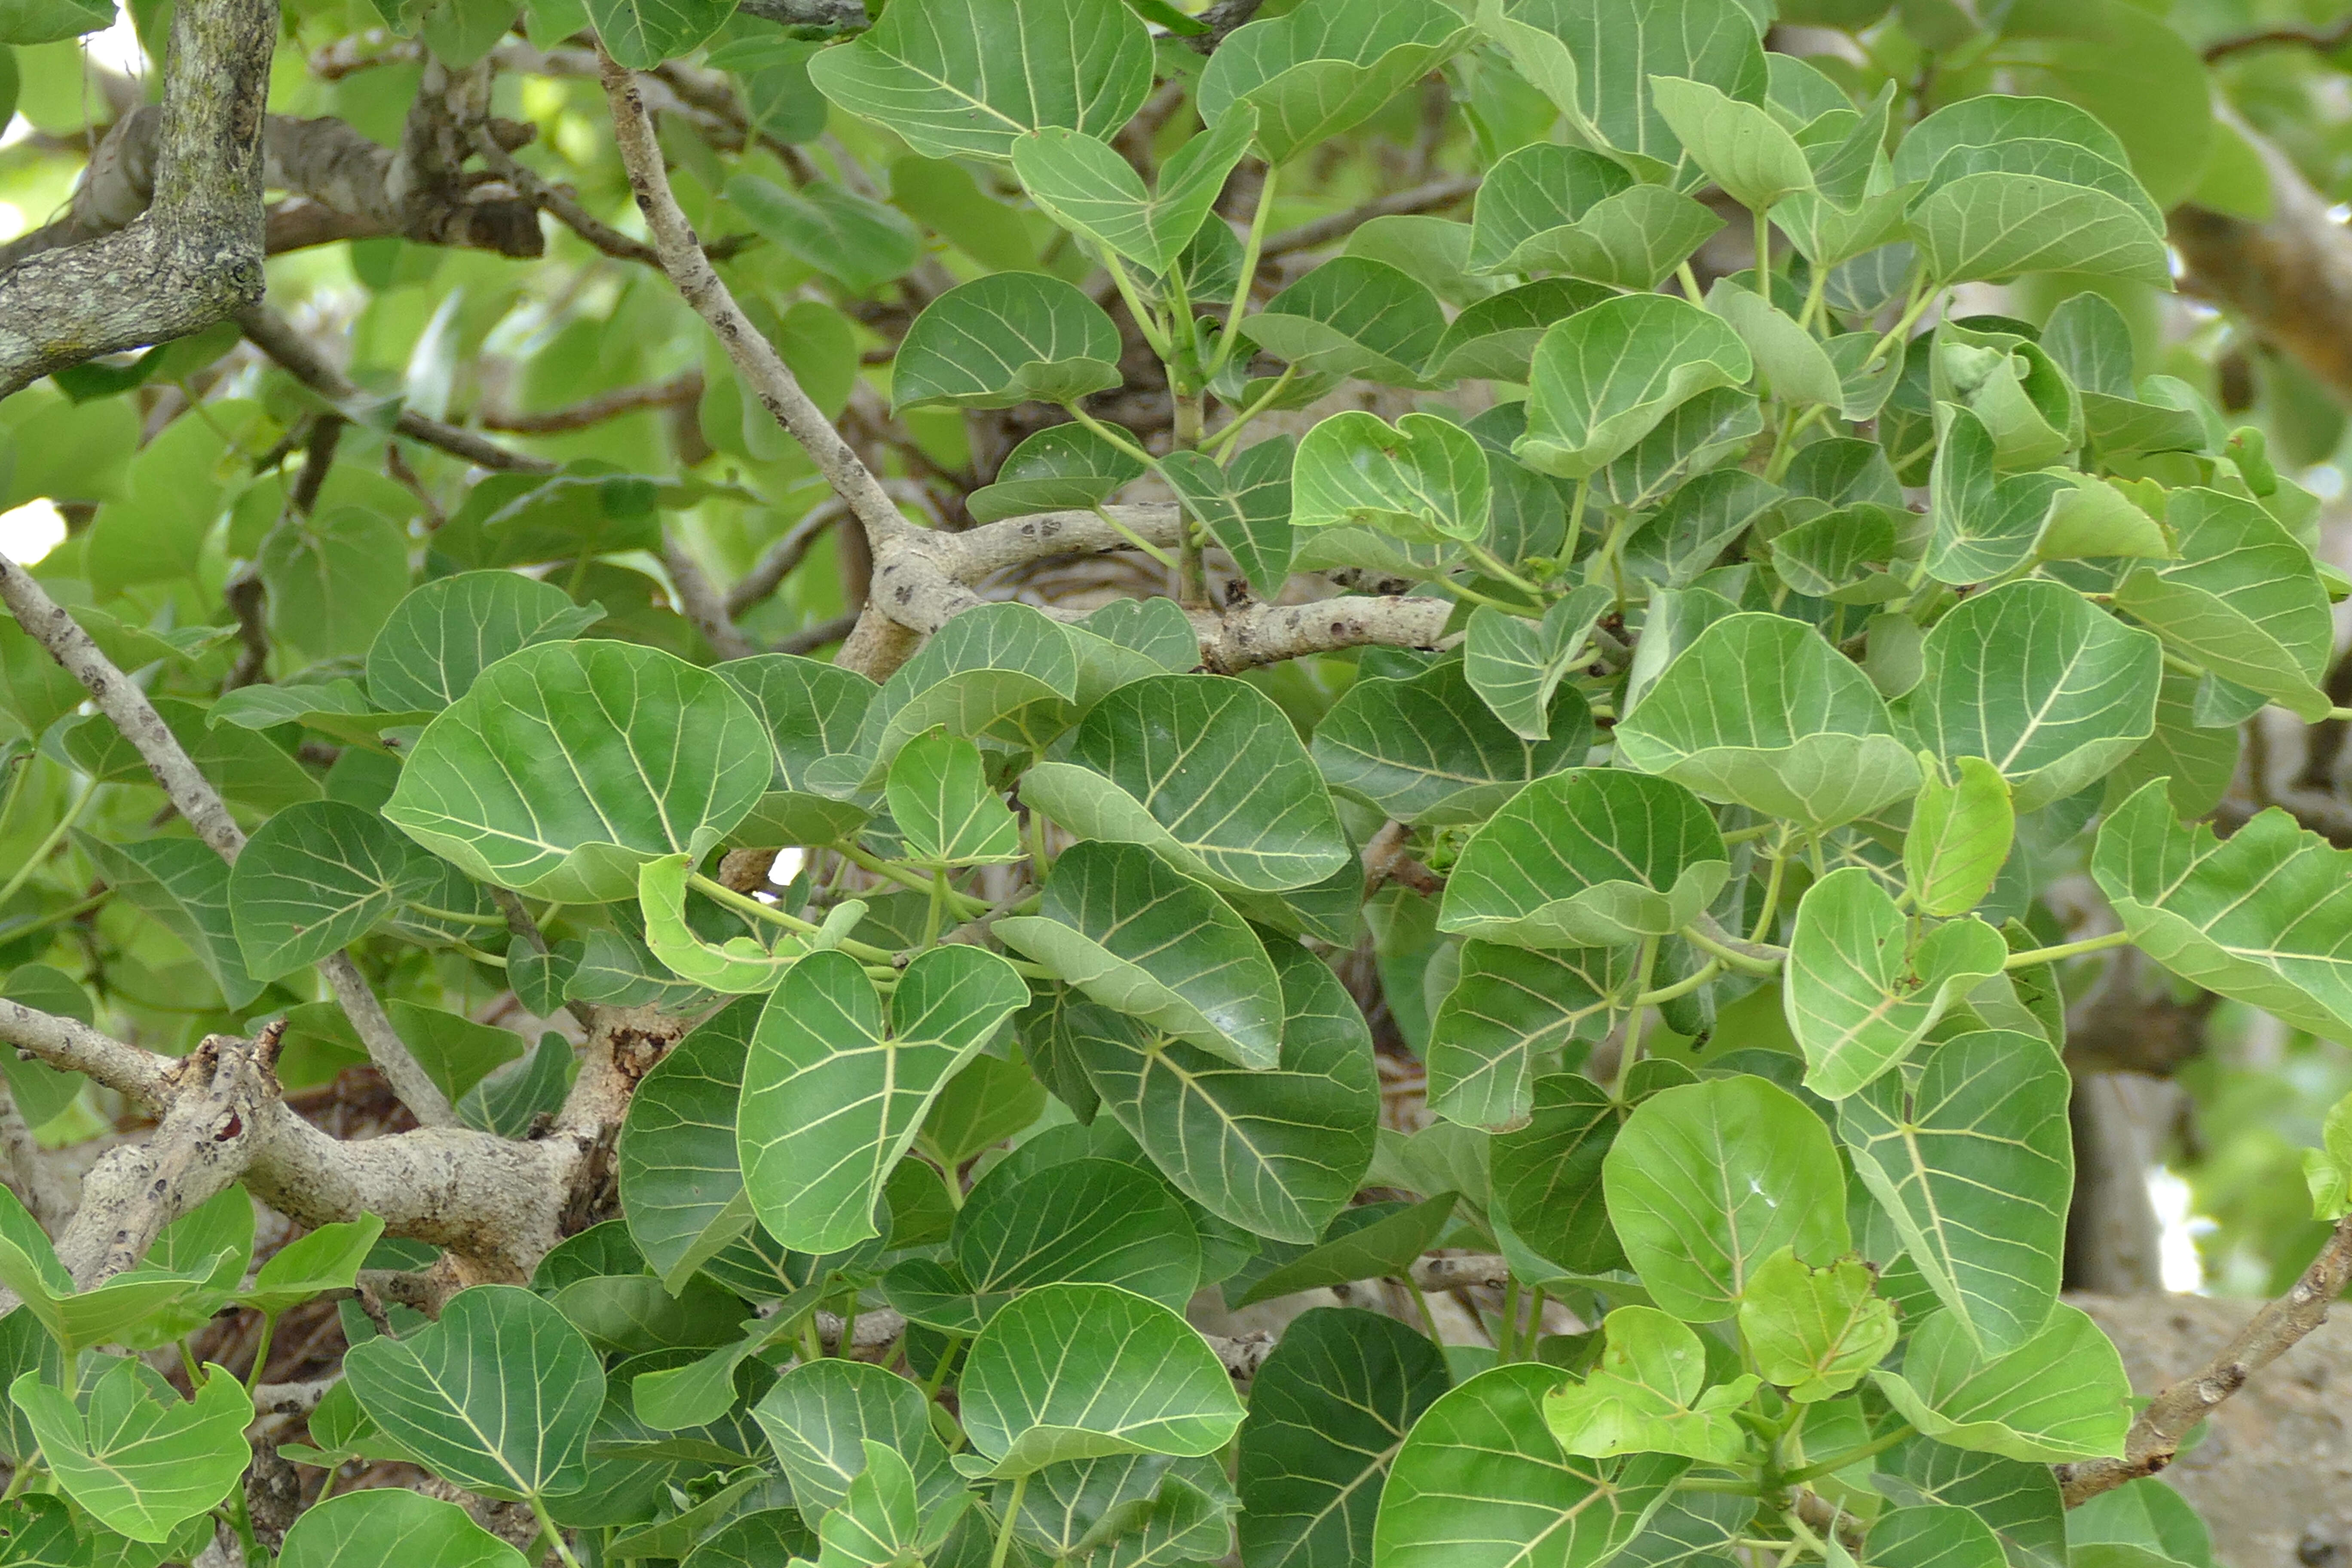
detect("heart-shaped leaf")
(751, 1359), (962, 1523)
(1431, 279), (1614, 382)
(9, 1363), (251, 1544)
(1158, 438), (1295, 600)
(1440, 768), (1730, 949)
(1461, 588), (1609, 742)
(1896, 579), (2162, 814)
(891, 273), (1124, 411)
(1908, 175), (2168, 286)
(1784, 867), (2010, 1099)
(1012, 110), (1256, 273)
(1488, 1073), (1633, 1272)
(1614, 612), (1921, 830)
(1738, 1248), (1899, 1403)
(967, 422), (1150, 525)
(1495, 0), (1767, 178)
(1237, 1308), (1450, 1568)
(1374, 1363), (1688, 1568)
(1872, 1304), (2131, 1462)
(1652, 74), (1813, 210)
(738, 946), (1029, 1254)
(1292, 410), (1491, 544)
(1602, 1076), (1849, 1323)
(1197, 0), (1471, 165)
(888, 729), (1022, 867)
(807, 0), (1153, 162)
(1841, 1030), (2073, 1355)
(342, 1283), (605, 1501)
(1312, 657), (1593, 827)
(276, 1489), (532, 1568)
(1517, 295), (1753, 481)
(1905, 755), (2015, 918)
(1073, 940), (1378, 1243)
(995, 840), (1284, 1068)
(364, 570), (604, 711)
(851, 603), (1082, 779)
(958, 1283), (1246, 1478)
(386, 641), (769, 903)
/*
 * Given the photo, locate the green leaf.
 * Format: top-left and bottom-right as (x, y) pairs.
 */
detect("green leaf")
(1246, 258), (1447, 386)
(1542, 1305), (1758, 1465)
(1500, 0), (1766, 177)
(751, 1359), (961, 1523)
(1467, 143), (1631, 272)
(1229, 1193), (1457, 1308)
(919, 1051), (1049, 1169)
(238, 1215), (384, 1316)
(1614, 612), (1920, 831)
(1736, 1248), (1898, 1402)
(1905, 756), (2015, 919)
(1292, 411), (1491, 544)
(958, 1283), (1246, 1478)
(1896, 579), (2161, 814)
(1196, 0), (1471, 165)
(1892, 95), (2156, 231)
(1158, 438), (1295, 600)
(1021, 674), (1348, 894)
(208, 679), (429, 750)
(1651, 74), (1812, 210)
(1011, 110), (1256, 274)
(258, 505), (413, 661)
(585, 0), (733, 66)
(806, 0), (1152, 162)
(1602, 1075), (1849, 1323)
(815, 1439), (924, 1567)
(1463, 588), (1609, 741)
(888, 729), (1021, 867)
(2092, 780), (2352, 1042)
(1517, 295), (1753, 481)
(618, 996), (759, 1287)
(0, 0), (110, 43)
(1908, 175), (2168, 287)
(891, 273), (1123, 410)
(1922, 406), (2070, 585)
(364, 570), (603, 713)
(1430, 945), (1626, 1133)
(1440, 768), (1730, 950)
(342, 1284), (605, 1500)
(1840, 1031), (2072, 1356)
(637, 854), (803, 994)
(1885, 1438), (2066, 1568)
(1374, 1362), (1689, 1568)
(1932, 324), (2081, 472)
(1311, 657), (1593, 827)
(851, 603), (1081, 779)
(2113, 487), (2335, 720)
(1871, 1304), (2130, 1462)
(967, 422), (1149, 524)
(2069, 1477), (2214, 1568)
(9, 1364), (250, 1544)
(724, 177), (920, 295)
(1869, 1506), (2008, 1568)
(995, 839), (1284, 1069)
(0, 1494), (83, 1568)
(1074, 940), (1378, 1244)
(229, 800), (450, 980)
(385, 641), (770, 903)
(738, 946), (1029, 1254)
(1784, 867), (2009, 1099)
(1490, 1072), (1632, 1271)
(1432, 279), (1615, 383)
(276, 1488), (532, 1568)
(0, 1189), (233, 1357)
(1237, 1307), (1449, 1568)
(72, 834), (262, 1009)
(1709, 280), (1843, 408)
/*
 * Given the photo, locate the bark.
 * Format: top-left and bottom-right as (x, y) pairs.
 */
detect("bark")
(0, 0), (272, 397)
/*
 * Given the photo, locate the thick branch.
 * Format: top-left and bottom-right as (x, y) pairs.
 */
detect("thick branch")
(735, 0), (868, 26)
(0, 556), (456, 1127)
(0, 0), (272, 396)
(237, 304), (556, 475)
(2059, 1214), (2352, 1504)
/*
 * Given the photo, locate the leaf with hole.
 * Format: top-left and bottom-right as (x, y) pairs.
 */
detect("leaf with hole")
(1737, 1248), (1899, 1402)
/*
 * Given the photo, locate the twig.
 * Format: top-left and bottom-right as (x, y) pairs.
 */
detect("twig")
(2203, 17), (2352, 62)
(0, 1081), (70, 1232)
(1185, 0), (1266, 52)
(469, 124), (660, 266)
(1261, 175), (1480, 260)
(726, 500), (842, 617)
(481, 372), (702, 433)
(2059, 1214), (2352, 1504)
(0, 554), (458, 1127)
(662, 536), (757, 660)
(776, 611), (861, 656)
(1362, 820), (1443, 898)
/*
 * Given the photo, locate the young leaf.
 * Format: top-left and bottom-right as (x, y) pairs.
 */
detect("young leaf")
(887, 729), (1022, 867)
(995, 839), (1285, 1069)
(957, 1283), (1246, 1477)
(1922, 405), (2070, 585)
(1840, 1031), (2073, 1355)
(9, 1363), (251, 1543)
(1904, 756), (2015, 917)
(1542, 1305), (1759, 1465)
(1196, 0), (1472, 165)
(1602, 1076), (1849, 1323)
(1462, 587), (1609, 741)
(1736, 1248), (1899, 1402)
(1783, 867), (2009, 1099)
(1375, 1363), (1689, 1568)
(805, 0), (1154, 162)
(341, 1284), (605, 1500)
(1651, 74), (1813, 211)
(1011, 109), (1256, 274)
(637, 854), (803, 994)
(738, 946), (1029, 1253)
(1614, 612), (1921, 830)
(1871, 1304), (2132, 1462)
(385, 641), (771, 903)
(1237, 1308), (1451, 1568)
(1020, 674), (1349, 893)
(1157, 438), (1296, 600)
(890, 273), (1124, 410)
(277, 1489), (532, 1568)
(1517, 295), (1754, 481)
(751, 1358), (962, 1523)
(815, 1439), (924, 1567)
(239, 1215), (386, 1316)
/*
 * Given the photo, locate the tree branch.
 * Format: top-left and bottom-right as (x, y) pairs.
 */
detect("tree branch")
(2058, 1213), (2352, 1505)
(727, 500), (842, 617)
(482, 373), (702, 433)
(0, 0), (272, 398)
(2202, 18), (2352, 63)
(469, 124), (661, 267)
(663, 537), (757, 660)
(1262, 175), (1481, 260)
(0, 554), (457, 1127)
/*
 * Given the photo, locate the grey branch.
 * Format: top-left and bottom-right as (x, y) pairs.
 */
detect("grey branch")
(663, 538), (758, 661)
(727, 500), (844, 617)
(237, 303), (555, 475)
(2058, 1213), (2352, 1505)
(0, 0), (271, 398)
(484, 372), (704, 433)
(735, 0), (868, 27)
(0, 554), (457, 1127)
